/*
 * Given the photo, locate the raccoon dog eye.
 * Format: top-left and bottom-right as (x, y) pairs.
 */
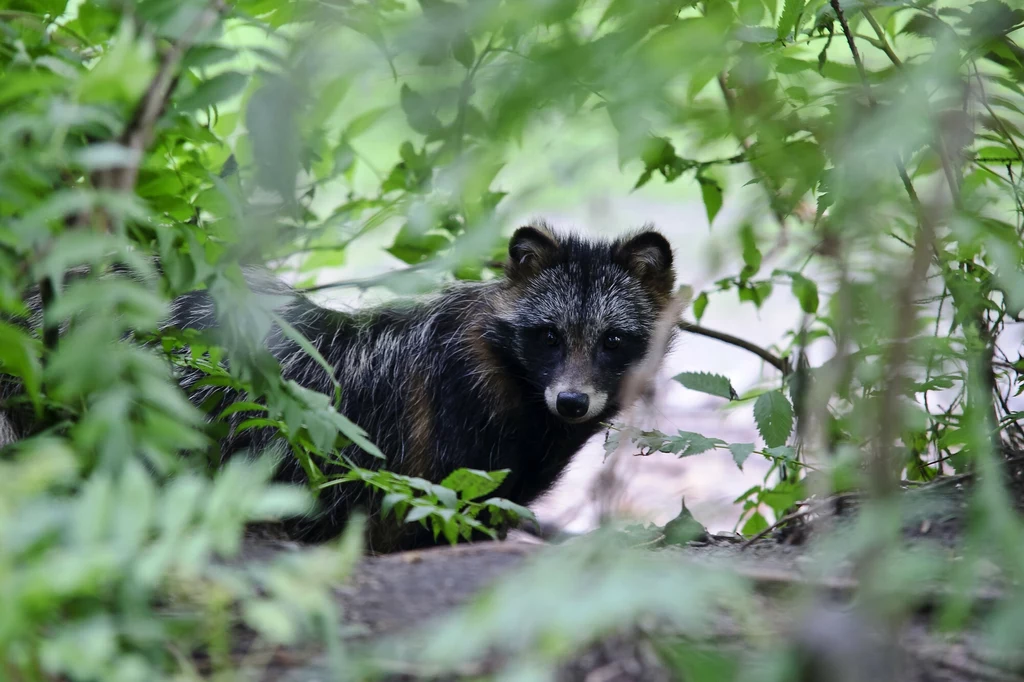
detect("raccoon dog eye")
(603, 333), (622, 350)
(545, 329), (560, 347)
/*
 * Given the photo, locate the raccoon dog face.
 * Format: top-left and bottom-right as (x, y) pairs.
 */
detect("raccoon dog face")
(497, 223), (675, 424)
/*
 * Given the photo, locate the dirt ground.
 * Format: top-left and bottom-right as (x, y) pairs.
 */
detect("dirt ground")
(218, 479), (1023, 682)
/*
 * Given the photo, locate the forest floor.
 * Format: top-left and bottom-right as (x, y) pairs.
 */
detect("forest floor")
(212, 475), (1024, 682)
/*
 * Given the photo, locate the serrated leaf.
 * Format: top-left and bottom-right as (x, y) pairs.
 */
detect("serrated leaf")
(765, 445), (796, 461)
(729, 443), (755, 469)
(754, 390), (794, 448)
(673, 371), (738, 400)
(665, 430), (726, 457)
(777, 0), (805, 38)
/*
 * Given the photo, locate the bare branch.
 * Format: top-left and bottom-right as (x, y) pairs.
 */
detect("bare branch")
(100, 0), (227, 193)
(678, 322), (790, 376)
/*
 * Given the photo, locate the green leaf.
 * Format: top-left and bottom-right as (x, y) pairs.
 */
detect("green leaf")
(777, 0), (805, 39)
(766, 445), (796, 462)
(761, 479), (804, 517)
(774, 270), (820, 314)
(346, 105), (391, 138)
(693, 292), (709, 321)
(738, 0), (764, 24)
(327, 409), (385, 459)
(665, 431), (726, 457)
(333, 139), (355, 176)
(739, 224), (761, 278)
(381, 492), (409, 518)
(698, 178), (723, 226)
(673, 371), (738, 400)
(270, 312), (339, 390)
(729, 443), (755, 470)
(405, 504), (434, 524)
(452, 31), (475, 68)
(482, 497), (535, 523)
(217, 401), (268, 420)
(440, 468), (509, 500)
(734, 25), (777, 43)
(753, 390), (794, 448)
(0, 321), (43, 411)
(742, 511), (769, 536)
(246, 77), (300, 200)
(791, 274), (819, 314)
(177, 71), (249, 112)
(78, 20), (156, 104)
(432, 484), (458, 509)
(400, 84), (443, 137)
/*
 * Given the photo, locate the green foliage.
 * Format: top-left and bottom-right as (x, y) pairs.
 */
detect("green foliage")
(754, 390), (795, 449)
(338, 466), (534, 545)
(674, 371), (740, 400)
(6, 0), (1024, 679)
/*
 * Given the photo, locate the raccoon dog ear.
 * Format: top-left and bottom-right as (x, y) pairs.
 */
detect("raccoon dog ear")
(614, 228), (675, 301)
(507, 224), (560, 279)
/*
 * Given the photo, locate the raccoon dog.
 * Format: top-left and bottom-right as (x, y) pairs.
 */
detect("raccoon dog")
(2, 223), (676, 552)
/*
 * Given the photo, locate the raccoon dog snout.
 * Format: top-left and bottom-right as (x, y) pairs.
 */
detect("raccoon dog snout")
(556, 391), (589, 419)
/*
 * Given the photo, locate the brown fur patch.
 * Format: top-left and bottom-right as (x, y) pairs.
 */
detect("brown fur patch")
(403, 371), (435, 480)
(463, 296), (519, 415)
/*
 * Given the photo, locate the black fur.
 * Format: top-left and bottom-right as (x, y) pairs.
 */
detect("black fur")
(1, 224), (677, 552)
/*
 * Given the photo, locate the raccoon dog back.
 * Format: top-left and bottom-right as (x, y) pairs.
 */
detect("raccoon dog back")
(2, 223), (677, 553)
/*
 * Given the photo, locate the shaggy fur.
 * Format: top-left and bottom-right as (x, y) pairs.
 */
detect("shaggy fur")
(1, 223), (677, 552)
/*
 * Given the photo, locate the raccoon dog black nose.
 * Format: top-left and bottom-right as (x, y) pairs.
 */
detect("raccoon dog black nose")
(556, 391), (590, 419)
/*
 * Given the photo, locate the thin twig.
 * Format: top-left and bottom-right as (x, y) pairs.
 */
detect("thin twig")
(740, 493), (859, 549)
(830, 0), (871, 103)
(300, 263), (436, 294)
(861, 9), (902, 68)
(678, 322), (790, 375)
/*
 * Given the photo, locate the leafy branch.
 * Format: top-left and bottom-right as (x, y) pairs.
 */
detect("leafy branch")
(100, 0), (228, 194)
